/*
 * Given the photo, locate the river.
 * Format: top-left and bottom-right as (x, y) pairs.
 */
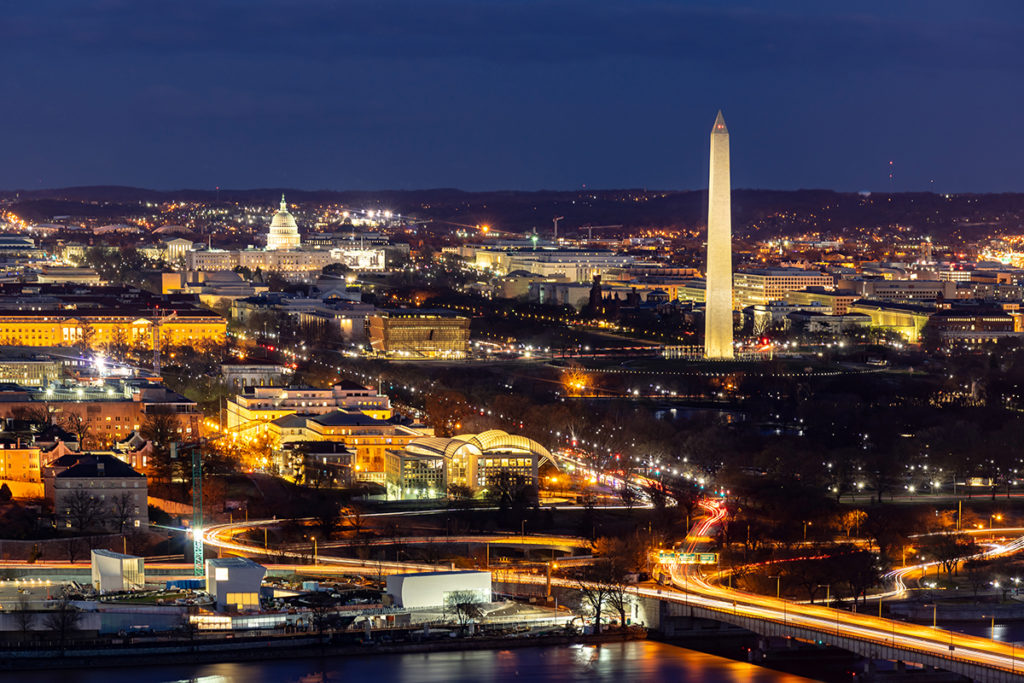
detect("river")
(16, 640), (814, 683)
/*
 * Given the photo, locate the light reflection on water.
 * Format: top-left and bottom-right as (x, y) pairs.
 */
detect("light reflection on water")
(14, 641), (815, 683)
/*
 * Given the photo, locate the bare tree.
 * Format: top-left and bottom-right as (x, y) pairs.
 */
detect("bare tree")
(308, 597), (335, 638)
(58, 409), (91, 450)
(106, 325), (130, 359)
(15, 595), (35, 642)
(65, 489), (107, 533)
(140, 408), (182, 482)
(74, 322), (96, 352)
(44, 595), (81, 652)
(64, 537), (84, 563)
(572, 564), (617, 634)
(109, 493), (136, 534)
(446, 590), (483, 632)
(312, 494), (341, 538)
(605, 580), (634, 628)
(347, 506), (366, 537)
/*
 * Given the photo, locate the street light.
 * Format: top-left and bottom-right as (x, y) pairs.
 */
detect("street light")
(769, 574), (781, 598)
(817, 584), (831, 606)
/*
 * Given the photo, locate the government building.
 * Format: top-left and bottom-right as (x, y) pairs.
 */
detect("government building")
(185, 196), (385, 275)
(0, 284), (226, 349)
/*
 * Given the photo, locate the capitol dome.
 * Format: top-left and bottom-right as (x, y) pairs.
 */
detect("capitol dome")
(267, 194), (301, 250)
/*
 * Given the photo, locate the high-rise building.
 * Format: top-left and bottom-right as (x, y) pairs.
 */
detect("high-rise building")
(704, 111), (734, 359)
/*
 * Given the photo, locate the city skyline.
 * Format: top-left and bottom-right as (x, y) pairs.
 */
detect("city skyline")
(1, 1), (1022, 193)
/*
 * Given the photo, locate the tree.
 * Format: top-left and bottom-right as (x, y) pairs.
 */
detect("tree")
(304, 592), (336, 637)
(446, 590), (483, 632)
(64, 537), (84, 563)
(424, 390), (470, 437)
(74, 323), (96, 352)
(447, 483), (473, 502)
(484, 470), (535, 511)
(43, 595), (81, 652)
(65, 489), (107, 533)
(15, 594), (35, 642)
(571, 563), (617, 633)
(618, 480), (638, 513)
(11, 403), (54, 427)
(830, 547), (882, 605)
(347, 506), (366, 537)
(311, 493), (341, 538)
(964, 559), (989, 597)
(837, 509), (867, 538)
(921, 533), (978, 577)
(58, 409), (91, 450)
(110, 492), (136, 533)
(322, 262), (352, 278)
(0, 483), (11, 503)
(140, 408), (182, 481)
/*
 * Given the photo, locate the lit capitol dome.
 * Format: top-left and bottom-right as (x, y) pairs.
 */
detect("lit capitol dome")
(266, 194), (301, 251)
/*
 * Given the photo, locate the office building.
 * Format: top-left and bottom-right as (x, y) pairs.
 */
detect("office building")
(733, 269), (833, 308)
(386, 429), (553, 498)
(226, 381), (392, 433)
(51, 453), (148, 531)
(0, 284), (226, 349)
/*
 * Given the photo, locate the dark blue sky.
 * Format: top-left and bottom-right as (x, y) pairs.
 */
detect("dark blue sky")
(3, 1), (1023, 192)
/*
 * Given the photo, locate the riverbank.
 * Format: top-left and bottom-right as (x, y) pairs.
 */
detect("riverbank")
(0, 628), (646, 671)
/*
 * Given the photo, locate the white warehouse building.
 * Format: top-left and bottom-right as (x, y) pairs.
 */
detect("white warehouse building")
(386, 570), (492, 609)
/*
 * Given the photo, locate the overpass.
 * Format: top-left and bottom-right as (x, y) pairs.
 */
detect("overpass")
(650, 499), (1024, 682)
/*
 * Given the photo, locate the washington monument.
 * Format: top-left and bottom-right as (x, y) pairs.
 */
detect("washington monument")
(704, 110), (734, 359)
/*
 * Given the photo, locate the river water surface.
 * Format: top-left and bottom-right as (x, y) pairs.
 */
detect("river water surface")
(17, 640), (816, 683)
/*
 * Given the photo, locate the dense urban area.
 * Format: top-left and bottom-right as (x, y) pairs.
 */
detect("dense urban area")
(0, 180), (1023, 680)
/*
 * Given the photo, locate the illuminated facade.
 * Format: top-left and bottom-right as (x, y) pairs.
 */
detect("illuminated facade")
(846, 300), (932, 342)
(266, 410), (427, 485)
(386, 429), (556, 499)
(184, 196), (384, 274)
(0, 439), (41, 483)
(225, 381), (392, 432)
(705, 111), (734, 359)
(368, 312), (471, 358)
(266, 195), (301, 251)
(733, 269), (834, 308)
(0, 380), (196, 449)
(0, 311), (225, 349)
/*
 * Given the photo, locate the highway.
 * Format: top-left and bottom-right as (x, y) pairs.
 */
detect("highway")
(195, 506), (1024, 678)
(658, 500), (1024, 678)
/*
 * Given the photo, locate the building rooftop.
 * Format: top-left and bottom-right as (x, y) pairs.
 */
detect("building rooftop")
(206, 557), (264, 569)
(309, 410), (390, 427)
(54, 453), (144, 479)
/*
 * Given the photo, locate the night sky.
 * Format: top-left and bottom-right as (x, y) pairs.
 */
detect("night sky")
(3, 1), (1023, 193)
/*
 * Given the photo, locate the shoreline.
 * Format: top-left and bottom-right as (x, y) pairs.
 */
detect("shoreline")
(0, 629), (646, 671)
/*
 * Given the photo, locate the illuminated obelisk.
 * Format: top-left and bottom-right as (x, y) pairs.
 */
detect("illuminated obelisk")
(704, 111), (734, 359)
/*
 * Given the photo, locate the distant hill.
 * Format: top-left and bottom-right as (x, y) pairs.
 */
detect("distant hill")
(3, 186), (1024, 239)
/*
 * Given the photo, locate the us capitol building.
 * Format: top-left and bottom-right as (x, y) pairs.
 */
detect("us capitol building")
(266, 194), (302, 251)
(185, 195), (384, 275)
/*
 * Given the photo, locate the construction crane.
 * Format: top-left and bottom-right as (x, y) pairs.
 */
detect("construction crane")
(579, 224), (622, 240)
(174, 414), (221, 576)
